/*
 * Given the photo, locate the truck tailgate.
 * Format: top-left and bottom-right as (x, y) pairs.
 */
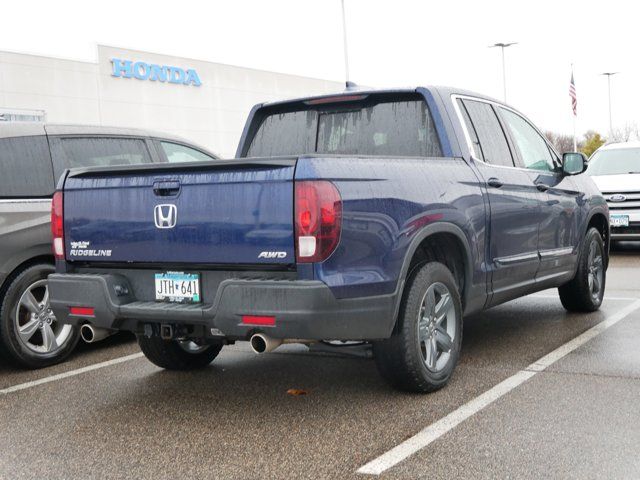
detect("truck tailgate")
(62, 159), (296, 265)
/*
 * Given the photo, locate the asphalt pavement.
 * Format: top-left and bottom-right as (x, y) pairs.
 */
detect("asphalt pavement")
(1, 245), (639, 479)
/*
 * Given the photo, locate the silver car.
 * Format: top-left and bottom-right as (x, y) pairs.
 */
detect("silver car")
(588, 141), (640, 241)
(0, 123), (218, 368)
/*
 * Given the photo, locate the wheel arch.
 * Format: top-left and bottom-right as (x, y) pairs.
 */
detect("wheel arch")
(393, 222), (474, 325)
(585, 210), (609, 268)
(0, 252), (55, 295)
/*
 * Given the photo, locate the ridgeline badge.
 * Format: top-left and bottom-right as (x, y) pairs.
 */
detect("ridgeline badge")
(69, 240), (112, 257)
(111, 58), (202, 87)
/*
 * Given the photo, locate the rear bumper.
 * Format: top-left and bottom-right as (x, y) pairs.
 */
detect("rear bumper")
(48, 273), (397, 341)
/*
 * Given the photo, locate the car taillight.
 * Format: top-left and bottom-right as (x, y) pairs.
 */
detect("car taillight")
(51, 191), (64, 259)
(294, 181), (342, 263)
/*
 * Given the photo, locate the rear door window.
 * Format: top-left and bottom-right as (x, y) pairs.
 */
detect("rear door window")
(0, 136), (54, 197)
(461, 99), (514, 167)
(50, 136), (153, 178)
(159, 141), (218, 163)
(246, 96), (442, 158)
(457, 99), (484, 160)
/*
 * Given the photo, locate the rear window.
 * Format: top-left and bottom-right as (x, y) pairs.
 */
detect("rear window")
(245, 95), (442, 158)
(0, 136), (54, 197)
(50, 137), (153, 178)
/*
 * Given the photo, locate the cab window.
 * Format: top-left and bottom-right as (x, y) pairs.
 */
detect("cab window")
(499, 108), (556, 172)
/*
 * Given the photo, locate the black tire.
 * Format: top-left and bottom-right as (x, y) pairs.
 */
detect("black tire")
(559, 227), (606, 312)
(373, 262), (463, 393)
(137, 335), (223, 370)
(0, 263), (80, 368)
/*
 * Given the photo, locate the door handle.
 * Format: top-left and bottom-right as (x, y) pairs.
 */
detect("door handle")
(487, 178), (503, 188)
(153, 180), (181, 196)
(535, 183), (549, 192)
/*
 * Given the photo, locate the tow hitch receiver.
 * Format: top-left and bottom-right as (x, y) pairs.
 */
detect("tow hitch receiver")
(160, 324), (174, 340)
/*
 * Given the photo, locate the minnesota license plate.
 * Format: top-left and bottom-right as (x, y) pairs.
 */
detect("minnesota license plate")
(611, 215), (630, 227)
(155, 272), (201, 303)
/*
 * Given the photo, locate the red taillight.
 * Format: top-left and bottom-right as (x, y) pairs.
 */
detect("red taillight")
(242, 315), (276, 326)
(294, 181), (342, 263)
(51, 191), (64, 259)
(69, 306), (95, 317)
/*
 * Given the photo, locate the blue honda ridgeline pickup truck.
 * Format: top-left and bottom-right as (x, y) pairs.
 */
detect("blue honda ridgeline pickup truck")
(48, 87), (609, 392)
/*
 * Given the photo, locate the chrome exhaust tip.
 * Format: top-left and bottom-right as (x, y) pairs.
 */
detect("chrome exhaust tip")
(249, 333), (282, 354)
(80, 324), (116, 344)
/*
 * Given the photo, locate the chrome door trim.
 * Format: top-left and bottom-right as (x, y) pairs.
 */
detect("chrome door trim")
(539, 247), (574, 259)
(494, 251), (539, 266)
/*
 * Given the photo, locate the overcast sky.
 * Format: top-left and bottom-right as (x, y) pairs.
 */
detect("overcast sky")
(3, 0), (637, 138)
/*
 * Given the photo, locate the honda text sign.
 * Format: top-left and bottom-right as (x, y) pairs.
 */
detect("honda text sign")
(111, 58), (202, 87)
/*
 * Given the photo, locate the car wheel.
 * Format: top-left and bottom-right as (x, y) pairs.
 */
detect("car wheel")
(0, 263), (80, 368)
(558, 227), (606, 312)
(137, 335), (223, 370)
(373, 262), (463, 393)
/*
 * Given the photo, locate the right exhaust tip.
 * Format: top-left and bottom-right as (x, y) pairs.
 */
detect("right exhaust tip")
(249, 333), (282, 354)
(250, 334), (267, 353)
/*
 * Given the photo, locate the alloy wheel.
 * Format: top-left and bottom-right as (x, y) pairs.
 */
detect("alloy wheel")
(587, 240), (604, 301)
(417, 282), (457, 372)
(14, 279), (73, 354)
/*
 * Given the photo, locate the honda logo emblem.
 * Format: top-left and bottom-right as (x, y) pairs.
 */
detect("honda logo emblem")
(154, 204), (177, 229)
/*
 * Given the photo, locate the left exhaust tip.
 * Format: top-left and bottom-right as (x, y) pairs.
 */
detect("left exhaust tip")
(80, 324), (115, 344)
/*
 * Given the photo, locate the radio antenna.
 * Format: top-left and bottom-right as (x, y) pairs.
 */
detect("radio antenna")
(341, 0), (350, 87)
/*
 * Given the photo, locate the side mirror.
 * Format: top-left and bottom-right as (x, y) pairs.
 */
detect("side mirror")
(562, 152), (587, 175)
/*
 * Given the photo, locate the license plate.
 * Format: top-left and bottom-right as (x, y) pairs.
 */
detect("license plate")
(611, 214), (630, 227)
(154, 272), (201, 303)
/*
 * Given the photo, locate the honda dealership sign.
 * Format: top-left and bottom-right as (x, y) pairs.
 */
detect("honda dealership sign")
(111, 58), (202, 86)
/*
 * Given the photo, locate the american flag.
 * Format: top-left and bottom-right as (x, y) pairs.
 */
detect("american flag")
(569, 72), (577, 116)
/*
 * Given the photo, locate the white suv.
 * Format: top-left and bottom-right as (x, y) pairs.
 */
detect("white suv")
(588, 141), (640, 241)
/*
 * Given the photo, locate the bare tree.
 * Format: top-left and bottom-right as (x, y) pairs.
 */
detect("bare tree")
(544, 131), (581, 154)
(609, 122), (639, 143)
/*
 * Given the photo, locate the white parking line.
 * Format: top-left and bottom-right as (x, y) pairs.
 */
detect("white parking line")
(357, 299), (640, 476)
(530, 294), (636, 301)
(0, 353), (144, 395)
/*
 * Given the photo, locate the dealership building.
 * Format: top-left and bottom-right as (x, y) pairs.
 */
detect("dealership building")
(0, 45), (342, 157)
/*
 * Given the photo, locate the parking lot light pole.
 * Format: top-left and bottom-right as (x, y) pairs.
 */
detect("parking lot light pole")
(601, 72), (618, 137)
(490, 42), (518, 102)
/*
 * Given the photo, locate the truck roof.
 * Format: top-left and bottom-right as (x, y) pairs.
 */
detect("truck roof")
(258, 85), (504, 109)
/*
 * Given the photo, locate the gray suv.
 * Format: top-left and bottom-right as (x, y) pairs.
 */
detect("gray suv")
(0, 123), (218, 368)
